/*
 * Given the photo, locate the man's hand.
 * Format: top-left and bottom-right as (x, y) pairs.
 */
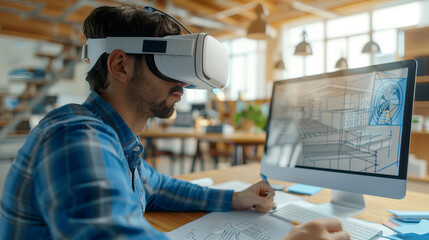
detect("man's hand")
(231, 181), (276, 212)
(283, 218), (351, 240)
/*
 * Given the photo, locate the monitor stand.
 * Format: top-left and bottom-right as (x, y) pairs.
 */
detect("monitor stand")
(310, 190), (365, 218)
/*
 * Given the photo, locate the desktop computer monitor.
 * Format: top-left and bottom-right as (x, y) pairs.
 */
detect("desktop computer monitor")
(261, 60), (417, 217)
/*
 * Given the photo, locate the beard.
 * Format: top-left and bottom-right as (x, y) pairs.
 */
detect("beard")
(149, 99), (175, 118)
(126, 67), (179, 119)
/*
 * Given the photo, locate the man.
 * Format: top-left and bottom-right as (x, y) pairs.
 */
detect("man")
(0, 5), (350, 240)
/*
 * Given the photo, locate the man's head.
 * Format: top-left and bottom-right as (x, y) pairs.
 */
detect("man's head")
(83, 5), (187, 119)
(83, 6), (182, 92)
(83, 5), (182, 93)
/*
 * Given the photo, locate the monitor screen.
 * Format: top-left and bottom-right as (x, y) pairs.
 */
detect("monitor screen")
(261, 60), (417, 200)
(173, 111), (194, 128)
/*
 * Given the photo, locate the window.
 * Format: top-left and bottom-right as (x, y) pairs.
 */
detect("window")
(347, 34), (370, 69)
(282, 22), (324, 77)
(373, 29), (397, 64)
(184, 89), (208, 103)
(222, 38), (265, 100)
(185, 38), (264, 102)
(281, 1), (423, 78)
(326, 13), (370, 70)
(372, 2), (420, 31)
(326, 38), (346, 73)
(326, 13), (369, 38)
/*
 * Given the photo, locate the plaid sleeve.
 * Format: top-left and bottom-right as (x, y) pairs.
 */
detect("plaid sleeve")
(141, 161), (234, 212)
(33, 121), (169, 240)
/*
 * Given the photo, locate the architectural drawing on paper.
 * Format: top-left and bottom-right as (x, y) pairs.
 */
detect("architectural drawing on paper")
(175, 221), (270, 240)
(266, 69), (407, 176)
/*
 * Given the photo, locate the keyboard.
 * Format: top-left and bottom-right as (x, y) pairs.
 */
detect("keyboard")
(270, 204), (383, 240)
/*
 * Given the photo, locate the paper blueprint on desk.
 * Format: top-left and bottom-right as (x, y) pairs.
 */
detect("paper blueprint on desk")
(166, 210), (292, 240)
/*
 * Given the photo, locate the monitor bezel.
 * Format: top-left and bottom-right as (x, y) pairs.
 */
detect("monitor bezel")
(263, 60), (417, 181)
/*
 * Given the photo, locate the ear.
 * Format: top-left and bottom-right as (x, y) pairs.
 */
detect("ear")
(107, 49), (132, 83)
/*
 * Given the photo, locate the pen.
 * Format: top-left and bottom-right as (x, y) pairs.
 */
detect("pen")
(260, 173), (277, 210)
(292, 221), (301, 226)
(260, 173), (272, 188)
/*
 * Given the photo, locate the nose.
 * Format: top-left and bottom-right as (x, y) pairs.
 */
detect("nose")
(179, 82), (191, 88)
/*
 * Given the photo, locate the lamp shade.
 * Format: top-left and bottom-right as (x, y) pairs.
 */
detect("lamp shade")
(274, 59), (286, 70)
(247, 17), (274, 39)
(362, 40), (381, 54)
(246, 3), (274, 39)
(335, 57), (348, 69)
(294, 31), (312, 56)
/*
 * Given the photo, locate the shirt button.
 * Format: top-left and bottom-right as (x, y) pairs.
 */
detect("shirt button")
(133, 146), (141, 152)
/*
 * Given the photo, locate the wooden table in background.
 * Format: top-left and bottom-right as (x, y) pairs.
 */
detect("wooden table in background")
(144, 163), (429, 232)
(140, 129), (266, 173)
(140, 129), (196, 173)
(191, 131), (266, 171)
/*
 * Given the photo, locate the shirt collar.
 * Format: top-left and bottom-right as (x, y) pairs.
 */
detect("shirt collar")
(83, 91), (143, 169)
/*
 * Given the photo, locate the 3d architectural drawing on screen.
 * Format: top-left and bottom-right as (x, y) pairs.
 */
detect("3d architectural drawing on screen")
(265, 68), (408, 176)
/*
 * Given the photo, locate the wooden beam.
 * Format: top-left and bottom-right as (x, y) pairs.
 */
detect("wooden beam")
(0, 30), (51, 42)
(36, 0), (78, 18)
(95, 0), (122, 6)
(267, 0), (395, 26)
(331, 0), (399, 14)
(0, 11), (77, 44)
(0, 0), (35, 12)
(155, 0), (167, 10)
(65, 5), (94, 23)
(172, 0), (241, 26)
(213, 0), (256, 20)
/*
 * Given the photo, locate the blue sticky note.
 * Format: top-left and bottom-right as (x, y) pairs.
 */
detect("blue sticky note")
(387, 210), (429, 219)
(408, 234), (429, 240)
(390, 217), (421, 227)
(394, 220), (429, 235)
(383, 234), (405, 240)
(287, 184), (323, 195)
(385, 233), (429, 240)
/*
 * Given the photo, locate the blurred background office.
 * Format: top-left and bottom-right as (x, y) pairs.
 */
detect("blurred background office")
(1, 0), (429, 197)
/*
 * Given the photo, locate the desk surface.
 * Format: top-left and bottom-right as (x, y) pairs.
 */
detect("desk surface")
(144, 163), (429, 232)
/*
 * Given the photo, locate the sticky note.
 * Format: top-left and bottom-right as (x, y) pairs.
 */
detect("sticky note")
(390, 217), (421, 227)
(387, 210), (429, 219)
(384, 233), (429, 240)
(394, 219), (429, 235)
(287, 184), (323, 195)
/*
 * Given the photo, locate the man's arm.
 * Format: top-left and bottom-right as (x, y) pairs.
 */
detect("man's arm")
(143, 165), (276, 213)
(141, 161), (234, 212)
(34, 122), (168, 240)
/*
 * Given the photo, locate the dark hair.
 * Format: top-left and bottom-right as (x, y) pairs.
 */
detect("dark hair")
(82, 5), (182, 92)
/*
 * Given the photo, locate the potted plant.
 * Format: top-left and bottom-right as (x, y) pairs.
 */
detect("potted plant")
(234, 104), (267, 132)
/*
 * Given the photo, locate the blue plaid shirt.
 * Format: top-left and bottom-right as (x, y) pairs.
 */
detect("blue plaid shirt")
(0, 91), (233, 239)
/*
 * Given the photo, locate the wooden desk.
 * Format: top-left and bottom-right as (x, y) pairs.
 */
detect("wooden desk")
(140, 129), (266, 173)
(144, 163), (429, 232)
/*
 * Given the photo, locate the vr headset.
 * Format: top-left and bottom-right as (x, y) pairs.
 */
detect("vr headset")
(81, 33), (229, 90)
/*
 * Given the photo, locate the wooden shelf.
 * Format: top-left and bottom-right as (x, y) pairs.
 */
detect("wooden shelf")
(9, 78), (49, 84)
(413, 101), (429, 115)
(35, 52), (79, 61)
(411, 130), (429, 135)
(416, 76), (429, 83)
(404, 26), (429, 59)
(414, 101), (429, 107)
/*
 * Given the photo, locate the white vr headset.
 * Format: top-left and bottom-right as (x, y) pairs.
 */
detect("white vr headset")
(81, 33), (229, 90)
